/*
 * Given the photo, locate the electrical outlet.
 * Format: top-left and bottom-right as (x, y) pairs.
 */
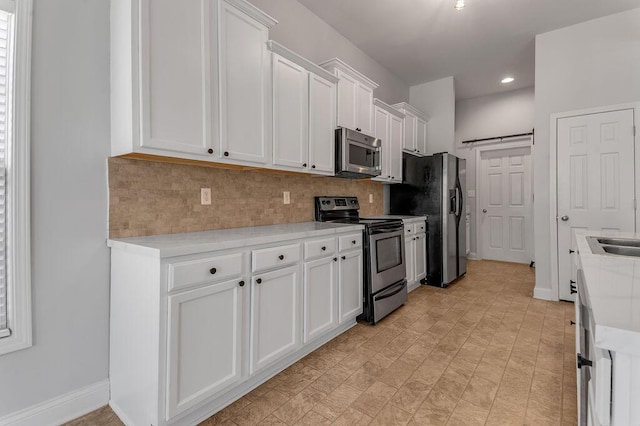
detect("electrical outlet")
(283, 191), (291, 205)
(201, 188), (211, 205)
(369, 193), (373, 203)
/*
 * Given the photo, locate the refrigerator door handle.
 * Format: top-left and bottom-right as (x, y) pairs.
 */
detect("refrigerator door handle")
(454, 186), (461, 216)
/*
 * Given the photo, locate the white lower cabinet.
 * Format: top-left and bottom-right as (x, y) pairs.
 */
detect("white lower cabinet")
(415, 233), (427, 282)
(250, 265), (301, 373)
(108, 225), (363, 426)
(338, 249), (363, 324)
(405, 235), (415, 284)
(167, 278), (245, 419)
(303, 256), (337, 343)
(404, 218), (427, 290)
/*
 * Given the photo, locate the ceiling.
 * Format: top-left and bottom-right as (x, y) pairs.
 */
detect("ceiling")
(298, 0), (640, 99)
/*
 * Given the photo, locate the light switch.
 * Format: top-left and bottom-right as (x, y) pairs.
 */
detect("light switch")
(369, 194), (374, 203)
(283, 191), (291, 205)
(467, 190), (476, 198)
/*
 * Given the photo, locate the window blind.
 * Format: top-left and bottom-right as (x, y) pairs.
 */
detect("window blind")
(0, 8), (12, 337)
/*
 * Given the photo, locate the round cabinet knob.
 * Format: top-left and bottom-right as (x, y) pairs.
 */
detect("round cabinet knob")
(561, 215), (570, 221)
(224, 151), (229, 157)
(256, 278), (262, 284)
(333, 257), (338, 261)
(209, 267), (217, 275)
(278, 254), (285, 260)
(352, 240), (356, 244)
(356, 128), (361, 132)
(321, 246), (326, 251)
(302, 163), (307, 167)
(238, 280), (245, 287)
(482, 209), (487, 213)
(407, 229), (411, 232)
(207, 148), (213, 154)
(311, 165), (316, 169)
(341, 256), (346, 260)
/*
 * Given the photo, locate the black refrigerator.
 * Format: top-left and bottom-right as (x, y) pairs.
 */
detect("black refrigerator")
(390, 152), (467, 287)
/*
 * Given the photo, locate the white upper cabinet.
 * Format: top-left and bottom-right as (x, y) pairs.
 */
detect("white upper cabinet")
(355, 84), (374, 135)
(139, 0), (210, 156)
(320, 59), (378, 136)
(267, 41), (338, 175)
(272, 54), (308, 169)
(308, 73), (337, 174)
(389, 113), (403, 183)
(111, 0), (277, 164)
(372, 99), (404, 183)
(392, 102), (429, 157)
(218, 0), (276, 165)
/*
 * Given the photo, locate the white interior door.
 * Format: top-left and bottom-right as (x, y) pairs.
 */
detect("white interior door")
(557, 109), (636, 301)
(479, 146), (533, 264)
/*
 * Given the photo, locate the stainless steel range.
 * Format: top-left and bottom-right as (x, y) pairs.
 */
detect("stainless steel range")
(315, 196), (407, 324)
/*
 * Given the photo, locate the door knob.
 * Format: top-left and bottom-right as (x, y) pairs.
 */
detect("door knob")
(561, 215), (569, 221)
(482, 209), (487, 213)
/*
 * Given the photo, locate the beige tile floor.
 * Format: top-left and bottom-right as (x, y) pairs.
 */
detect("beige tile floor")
(67, 260), (577, 426)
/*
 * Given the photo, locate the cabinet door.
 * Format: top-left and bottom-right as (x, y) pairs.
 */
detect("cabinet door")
(356, 84), (374, 135)
(166, 279), (245, 419)
(219, 1), (271, 164)
(338, 250), (363, 324)
(405, 233), (415, 284)
(416, 117), (428, 155)
(304, 257), (338, 343)
(308, 73), (336, 174)
(415, 233), (426, 281)
(402, 112), (417, 153)
(272, 54), (308, 169)
(389, 114), (403, 182)
(373, 105), (390, 180)
(140, 0), (211, 156)
(250, 265), (301, 373)
(336, 70), (357, 130)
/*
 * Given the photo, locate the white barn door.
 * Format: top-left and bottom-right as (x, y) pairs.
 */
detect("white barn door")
(557, 109), (636, 301)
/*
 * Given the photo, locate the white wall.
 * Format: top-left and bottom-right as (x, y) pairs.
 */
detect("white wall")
(409, 77), (456, 155)
(456, 87), (535, 257)
(534, 8), (640, 299)
(248, 0), (409, 104)
(0, 0), (110, 417)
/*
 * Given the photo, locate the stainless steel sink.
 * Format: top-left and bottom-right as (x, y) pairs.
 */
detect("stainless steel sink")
(587, 236), (640, 257)
(596, 237), (640, 248)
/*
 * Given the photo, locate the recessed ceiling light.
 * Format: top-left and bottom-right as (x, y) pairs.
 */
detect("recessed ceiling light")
(501, 77), (515, 84)
(454, 0), (465, 10)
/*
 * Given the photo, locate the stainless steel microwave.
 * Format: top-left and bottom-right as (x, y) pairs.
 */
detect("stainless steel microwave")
(335, 127), (382, 178)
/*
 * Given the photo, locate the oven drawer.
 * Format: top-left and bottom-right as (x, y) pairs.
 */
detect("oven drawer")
(373, 280), (407, 324)
(168, 252), (244, 292)
(305, 237), (336, 260)
(252, 243), (301, 273)
(339, 233), (362, 252)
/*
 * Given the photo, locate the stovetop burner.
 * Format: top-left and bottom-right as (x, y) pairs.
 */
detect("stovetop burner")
(314, 196), (403, 229)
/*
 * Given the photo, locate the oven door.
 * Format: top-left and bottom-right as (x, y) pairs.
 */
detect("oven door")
(369, 227), (406, 294)
(342, 139), (381, 177)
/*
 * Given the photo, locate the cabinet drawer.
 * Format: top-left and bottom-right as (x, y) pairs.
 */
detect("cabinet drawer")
(404, 224), (415, 236)
(416, 221), (426, 234)
(339, 233), (363, 252)
(252, 243), (301, 273)
(168, 252), (244, 292)
(305, 237), (336, 260)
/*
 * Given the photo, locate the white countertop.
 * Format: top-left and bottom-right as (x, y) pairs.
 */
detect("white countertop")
(575, 229), (640, 355)
(368, 215), (427, 223)
(108, 222), (364, 258)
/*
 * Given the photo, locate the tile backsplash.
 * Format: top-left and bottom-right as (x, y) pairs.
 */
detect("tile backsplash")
(109, 157), (384, 238)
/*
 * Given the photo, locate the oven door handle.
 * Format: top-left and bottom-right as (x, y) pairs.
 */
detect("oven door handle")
(375, 281), (407, 301)
(369, 227), (404, 235)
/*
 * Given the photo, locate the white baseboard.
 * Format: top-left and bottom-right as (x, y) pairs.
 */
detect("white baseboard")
(0, 380), (109, 426)
(533, 286), (557, 301)
(467, 252), (478, 260)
